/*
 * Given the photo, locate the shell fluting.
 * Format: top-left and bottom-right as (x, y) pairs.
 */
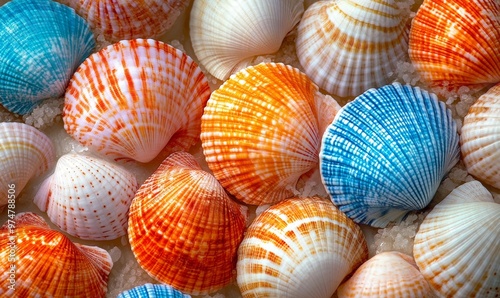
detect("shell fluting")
(296, 0), (410, 97)
(201, 62), (341, 205)
(413, 181), (500, 297)
(63, 38), (211, 163)
(33, 153), (139, 240)
(236, 196), (368, 298)
(117, 283), (191, 298)
(128, 151), (247, 295)
(0, 212), (112, 297)
(0, 0), (95, 114)
(320, 82), (460, 228)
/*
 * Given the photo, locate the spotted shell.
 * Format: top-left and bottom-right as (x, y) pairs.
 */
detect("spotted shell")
(413, 181), (499, 297)
(460, 83), (500, 189)
(117, 283), (191, 298)
(296, 0), (411, 98)
(128, 151), (247, 295)
(0, 212), (112, 297)
(63, 38), (210, 163)
(237, 196), (368, 297)
(190, 0), (304, 80)
(320, 82), (460, 228)
(33, 153), (138, 240)
(201, 62), (341, 205)
(0, 0), (95, 115)
(409, 0), (500, 92)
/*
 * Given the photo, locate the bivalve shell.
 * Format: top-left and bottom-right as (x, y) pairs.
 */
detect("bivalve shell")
(117, 283), (191, 298)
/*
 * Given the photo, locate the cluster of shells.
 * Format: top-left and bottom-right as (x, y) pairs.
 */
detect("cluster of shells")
(0, 0), (499, 297)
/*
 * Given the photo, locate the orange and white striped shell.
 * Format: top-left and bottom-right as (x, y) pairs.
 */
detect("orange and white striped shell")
(63, 39), (210, 163)
(296, 0), (411, 97)
(236, 196), (368, 298)
(409, 0), (500, 92)
(34, 153), (138, 240)
(460, 83), (500, 189)
(413, 181), (500, 297)
(128, 151), (247, 295)
(337, 251), (434, 298)
(200, 62), (341, 205)
(0, 212), (112, 297)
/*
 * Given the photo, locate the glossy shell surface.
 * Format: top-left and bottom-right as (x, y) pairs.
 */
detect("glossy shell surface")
(117, 283), (191, 298)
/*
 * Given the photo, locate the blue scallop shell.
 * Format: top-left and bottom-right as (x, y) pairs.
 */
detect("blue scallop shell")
(117, 283), (191, 298)
(320, 82), (460, 228)
(0, 0), (95, 115)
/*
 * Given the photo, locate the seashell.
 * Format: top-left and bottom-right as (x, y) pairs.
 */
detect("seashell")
(190, 0), (304, 80)
(460, 83), (500, 189)
(201, 62), (341, 205)
(128, 151), (247, 295)
(0, 0), (95, 114)
(117, 283), (191, 298)
(61, 0), (189, 43)
(63, 38), (211, 163)
(33, 153), (139, 240)
(0, 212), (113, 297)
(337, 251), (434, 297)
(295, 0), (411, 98)
(236, 196), (368, 298)
(413, 180), (500, 297)
(0, 122), (55, 207)
(409, 0), (500, 92)
(320, 82), (460, 228)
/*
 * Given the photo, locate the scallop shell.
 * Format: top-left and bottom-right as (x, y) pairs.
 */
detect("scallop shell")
(190, 0), (304, 80)
(201, 62), (341, 205)
(0, 122), (55, 207)
(61, 0), (189, 42)
(128, 151), (247, 295)
(409, 0), (500, 92)
(337, 251), (434, 297)
(460, 83), (500, 189)
(118, 283), (191, 298)
(0, 212), (112, 297)
(237, 196), (368, 298)
(320, 82), (460, 228)
(413, 181), (500, 297)
(0, 0), (95, 114)
(295, 0), (410, 98)
(63, 38), (211, 163)
(33, 153), (138, 240)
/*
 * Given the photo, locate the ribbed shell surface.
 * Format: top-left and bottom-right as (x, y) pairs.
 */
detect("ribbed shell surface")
(117, 283), (191, 298)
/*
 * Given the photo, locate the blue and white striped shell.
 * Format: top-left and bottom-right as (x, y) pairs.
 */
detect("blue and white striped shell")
(0, 0), (95, 115)
(320, 82), (460, 228)
(117, 283), (191, 298)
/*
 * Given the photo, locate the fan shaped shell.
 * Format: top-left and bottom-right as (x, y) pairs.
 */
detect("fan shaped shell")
(190, 0), (304, 80)
(237, 196), (368, 298)
(33, 153), (139, 240)
(63, 38), (211, 163)
(201, 62), (341, 205)
(117, 283), (191, 298)
(296, 0), (411, 97)
(128, 151), (247, 295)
(0, 0), (95, 114)
(413, 181), (500, 297)
(0, 212), (112, 297)
(320, 82), (460, 228)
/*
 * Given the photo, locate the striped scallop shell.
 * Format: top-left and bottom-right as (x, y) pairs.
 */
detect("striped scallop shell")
(117, 283), (191, 298)
(61, 0), (189, 43)
(237, 196), (368, 298)
(190, 0), (304, 80)
(201, 62), (341, 206)
(409, 0), (500, 92)
(0, 212), (112, 297)
(413, 181), (500, 297)
(33, 153), (138, 240)
(63, 39), (210, 163)
(0, 0), (95, 114)
(128, 151), (247, 295)
(320, 82), (460, 228)
(296, 0), (410, 98)
(337, 251), (434, 298)
(460, 83), (500, 189)
(0, 122), (55, 207)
